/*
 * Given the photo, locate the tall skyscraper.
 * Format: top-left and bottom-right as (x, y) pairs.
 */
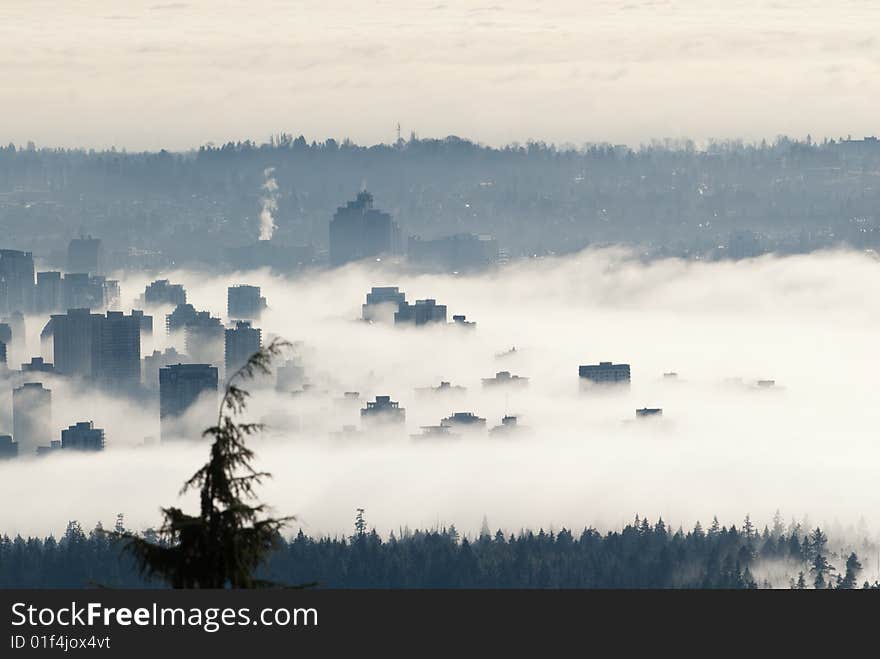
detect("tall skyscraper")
(143, 279), (187, 307)
(13, 382), (52, 456)
(100, 311), (141, 388)
(0, 249), (35, 314)
(329, 191), (400, 267)
(60, 273), (115, 310)
(35, 271), (62, 314)
(227, 285), (267, 320)
(49, 308), (101, 377)
(159, 364), (218, 441)
(48, 309), (141, 387)
(185, 312), (224, 365)
(225, 320), (261, 375)
(67, 235), (102, 275)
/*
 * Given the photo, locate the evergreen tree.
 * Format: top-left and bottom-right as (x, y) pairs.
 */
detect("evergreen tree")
(838, 552), (862, 589)
(119, 340), (292, 588)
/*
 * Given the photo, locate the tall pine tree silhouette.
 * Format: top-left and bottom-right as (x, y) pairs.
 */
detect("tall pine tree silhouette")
(121, 339), (292, 588)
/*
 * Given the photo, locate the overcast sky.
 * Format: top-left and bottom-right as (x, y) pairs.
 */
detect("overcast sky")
(3, 1), (879, 150)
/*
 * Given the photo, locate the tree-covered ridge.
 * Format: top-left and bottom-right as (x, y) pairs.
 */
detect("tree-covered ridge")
(1, 514), (876, 589)
(3, 134), (880, 264)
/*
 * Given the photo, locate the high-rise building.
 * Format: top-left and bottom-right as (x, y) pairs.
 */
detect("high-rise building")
(48, 309), (101, 377)
(0, 341), (6, 367)
(225, 320), (261, 375)
(131, 309), (153, 337)
(67, 235), (102, 275)
(47, 309), (141, 387)
(13, 382), (52, 456)
(142, 347), (187, 389)
(143, 279), (187, 307)
(394, 299), (447, 325)
(21, 357), (53, 374)
(61, 421), (105, 451)
(0, 249), (35, 315)
(185, 312), (224, 365)
(35, 271), (62, 314)
(100, 311), (141, 388)
(578, 362), (631, 387)
(329, 191), (400, 267)
(166, 303), (198, 334)
(0, 435), (17, 459)
(61, 273), (116, 310)
(362, 286), (406, 322)
(159, 364), (218, 440)
(227, 285), (267, 320)
(360, 395), (406, 426)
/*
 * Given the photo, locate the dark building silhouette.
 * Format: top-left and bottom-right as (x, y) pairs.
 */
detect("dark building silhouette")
(362, 286), (406, 322)
(441, 411), (486, 429)
(416, 380), (467, 396)
(131, 309), (153, 338)
(0, 435), (17, 459)
(394, 298), (447, 325)
(142, 347), (187, 389)
(411, 425), (457, 440)
(166, 303), (198, 333)
(47, 309), (140, 387)
(407, 233), (498, 272)
(3, 311), (25, 357)
(0, 249), (35, 314)
(144, 279), (187, 307)
(579, 361), (631, 387)
(100, 311), (141, 388)
(185, 312), (224, 365)
(329, 191), (400, 267)
(482, 371), (529, 388)
(35, 271), (62, 314)
(36, 441), (61, 456)
(227, 285), (267, 320)
(360, 395), (406, 425)
(48, 309), (101, 377)
(21, 357), (53, 373)
(636, 407), (662, 418)
(0, 322), (10, 347)
(489, 415), (521, 436)
(452, 314), (476, 328)
(159, 364), (218, 441)
(225, 320), (261, 375)
(67, 235), (102, 275)
(61, 421), (105, 451)
(13, 382), (52, 456)
(61, 273), (117, 310)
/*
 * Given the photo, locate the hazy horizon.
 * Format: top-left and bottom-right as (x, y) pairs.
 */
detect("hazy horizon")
(3, 1), (879, 151)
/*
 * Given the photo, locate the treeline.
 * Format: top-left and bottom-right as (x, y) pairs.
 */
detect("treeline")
(2, 134), (880, 264)
(1, 515), (876, 589)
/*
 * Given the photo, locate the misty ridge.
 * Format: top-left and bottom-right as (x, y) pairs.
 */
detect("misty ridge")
(2, 134), (880, 270)
(0, 246), (879, 588)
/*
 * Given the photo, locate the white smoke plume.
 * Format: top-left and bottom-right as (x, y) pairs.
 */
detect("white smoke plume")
(258, 167), (279, 241)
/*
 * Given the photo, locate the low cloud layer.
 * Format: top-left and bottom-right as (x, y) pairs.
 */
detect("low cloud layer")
(1, 248), (878, 560)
